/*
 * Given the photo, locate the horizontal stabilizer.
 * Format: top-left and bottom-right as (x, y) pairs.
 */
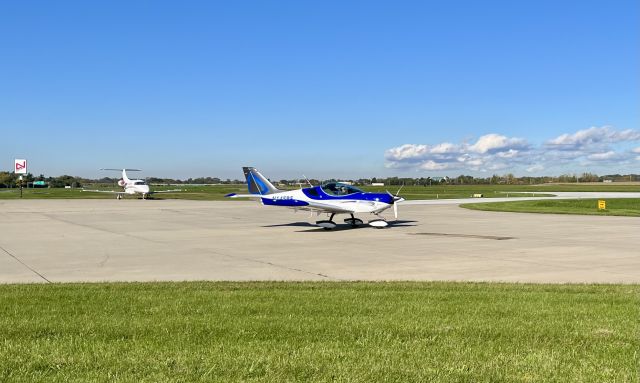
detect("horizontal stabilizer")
(225, 193), (263, 199)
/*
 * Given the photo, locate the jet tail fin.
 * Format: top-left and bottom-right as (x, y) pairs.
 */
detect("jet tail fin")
(243, 167), (280, 195)
(100, 168), (141, 183)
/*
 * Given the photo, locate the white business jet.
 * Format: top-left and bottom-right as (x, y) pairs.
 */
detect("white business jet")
(83, 169), (180, 199)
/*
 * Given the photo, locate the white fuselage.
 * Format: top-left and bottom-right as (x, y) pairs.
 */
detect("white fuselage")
(261, 188), (394, 214)
(123, 179), (150, 196)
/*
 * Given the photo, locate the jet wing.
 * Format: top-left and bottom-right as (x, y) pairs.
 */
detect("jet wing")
(150, 189), (184, 194)
(82, 189), (123, 194)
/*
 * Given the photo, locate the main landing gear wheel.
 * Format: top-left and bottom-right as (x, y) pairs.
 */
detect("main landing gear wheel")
(344, 214), (363, 227)
(316, 213), (337, 230)
(315, 220), (337, 230)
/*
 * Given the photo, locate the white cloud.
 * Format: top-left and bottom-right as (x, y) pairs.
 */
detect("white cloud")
(587, 151), (618, 161)
(468, 134), (528, 154)
(384, 144), (430, 161)
(547, 126), (640, 149)
(526, 164), (545, 173)
(419, 161), (451, 170)
(430, 142), (460, 154)
(496, 149), (519, 158)
(385, 126), (640, 174)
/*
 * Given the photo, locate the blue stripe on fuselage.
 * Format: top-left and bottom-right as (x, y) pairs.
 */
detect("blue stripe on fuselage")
(262, 198), (309, 207)
(302, 186), (393, 204)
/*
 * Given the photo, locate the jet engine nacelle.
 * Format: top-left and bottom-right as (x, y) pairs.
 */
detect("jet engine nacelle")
(117, 179), (126, 187)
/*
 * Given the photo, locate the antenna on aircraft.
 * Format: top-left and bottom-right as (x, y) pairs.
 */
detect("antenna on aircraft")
(302, 175), (313, 187)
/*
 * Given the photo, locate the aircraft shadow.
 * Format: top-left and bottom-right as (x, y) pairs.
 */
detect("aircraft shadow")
(262, 220), (418, 232)
(262, 222), (317, 228)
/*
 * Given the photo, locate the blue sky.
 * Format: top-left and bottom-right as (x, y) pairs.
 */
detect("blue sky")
(1, 0), (638, 179)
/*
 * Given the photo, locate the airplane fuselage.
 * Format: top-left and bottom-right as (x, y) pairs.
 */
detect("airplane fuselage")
(123, 181), (150, 196)
(259, 186), (395, 214)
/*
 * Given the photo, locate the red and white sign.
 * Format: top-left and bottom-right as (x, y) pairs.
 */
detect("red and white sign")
(14, 159), (27, 174)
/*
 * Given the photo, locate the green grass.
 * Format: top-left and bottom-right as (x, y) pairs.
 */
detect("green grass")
(462, 198), (640, 217)
(0, 185), (249, 201)
(0, 282), (638, 382)
(1, 183), (638, 201)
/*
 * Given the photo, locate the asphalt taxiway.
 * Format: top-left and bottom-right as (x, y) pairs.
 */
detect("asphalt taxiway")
(0, 199), (638, 283)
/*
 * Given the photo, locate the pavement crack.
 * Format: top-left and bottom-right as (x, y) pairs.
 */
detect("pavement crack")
(98, 253), (110, 268)
(199, 248), (341, 281)
(41, 213), (163, 244)
(0, 245), (51, 283)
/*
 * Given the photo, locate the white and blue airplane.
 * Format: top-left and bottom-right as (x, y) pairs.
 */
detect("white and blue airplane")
(226, 167), (405, 229)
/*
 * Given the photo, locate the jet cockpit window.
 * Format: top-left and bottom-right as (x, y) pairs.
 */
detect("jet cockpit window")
(321, 183), (362, 196)
(134, 181), (146, 185)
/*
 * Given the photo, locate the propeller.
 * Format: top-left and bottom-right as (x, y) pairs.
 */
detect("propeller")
(394, 201), (398, 219)
(386, 184), (405, 220)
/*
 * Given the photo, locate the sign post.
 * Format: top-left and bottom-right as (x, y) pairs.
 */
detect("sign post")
(14, 159), (27, 199)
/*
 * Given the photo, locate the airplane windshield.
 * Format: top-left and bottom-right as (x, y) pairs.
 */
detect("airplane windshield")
(134, 181), (146, 185)
(321, 183), (362, 196)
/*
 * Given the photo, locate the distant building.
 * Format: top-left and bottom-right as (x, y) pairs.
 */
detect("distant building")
(371, 182), (385, 186)
(603, 179), (613, 183)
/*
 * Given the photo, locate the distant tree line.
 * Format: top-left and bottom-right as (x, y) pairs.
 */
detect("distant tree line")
(0, 171), (638, 188)
(280, 173), (639, 186)
(0, 172), (84, 188)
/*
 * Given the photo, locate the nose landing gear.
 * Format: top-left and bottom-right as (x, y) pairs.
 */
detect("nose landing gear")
(368, 212), (389, 228)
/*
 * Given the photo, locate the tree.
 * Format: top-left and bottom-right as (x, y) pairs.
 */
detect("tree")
(0, 172), (15, 188)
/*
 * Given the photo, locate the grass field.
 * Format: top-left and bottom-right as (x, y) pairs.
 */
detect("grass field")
(0, 282), (637, 382)
(1, 183), (638, 201)
(462, 198), (640, 217)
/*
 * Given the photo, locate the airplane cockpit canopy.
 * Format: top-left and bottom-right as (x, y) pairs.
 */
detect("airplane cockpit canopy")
(133, 181), (146, 185)
(321, 183), (363, 196)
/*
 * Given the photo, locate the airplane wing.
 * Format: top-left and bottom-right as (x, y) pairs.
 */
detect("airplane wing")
(226, 193), (358, 213)
(150, 189), (184, 194)
(303, 200), (355, 213)
(82, 189), (123, 194)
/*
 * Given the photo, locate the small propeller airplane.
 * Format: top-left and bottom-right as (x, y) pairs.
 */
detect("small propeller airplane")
(226, 167), (405, 229)
(82, 169), (181, 199)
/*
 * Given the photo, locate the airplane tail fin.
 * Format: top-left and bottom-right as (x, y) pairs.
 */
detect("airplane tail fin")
(100, 168), (141, 184)
(121, 169), (131, 183)
(243, 167), (280, 195)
